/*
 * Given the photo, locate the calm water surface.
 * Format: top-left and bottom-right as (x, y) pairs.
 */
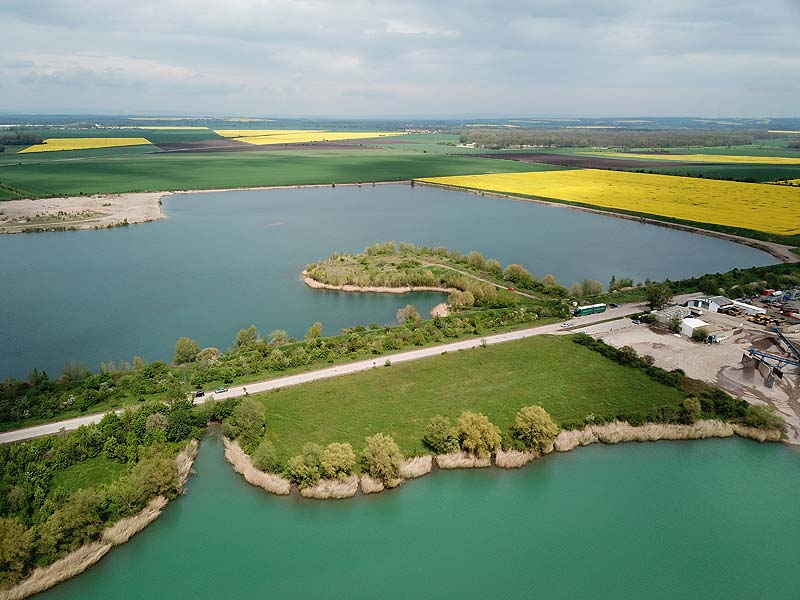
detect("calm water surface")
(0, 184), (775, 378)
(39, 432), (800, 600)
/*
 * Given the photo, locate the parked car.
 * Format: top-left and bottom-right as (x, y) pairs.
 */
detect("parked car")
(195, 390), (205, 398)
(215, 387), (229, 394)
(609, 303), (620, 308)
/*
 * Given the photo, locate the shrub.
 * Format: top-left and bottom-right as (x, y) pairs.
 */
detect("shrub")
(691, 327), (709, 342)
(362, 433), (403, 487)
(252, 439), (280, 472)
(173, 337), (199, 364)
(456, 411), (501, 458)
(423, 415), (459, 454)
(743, 404), (784, 430)
(321, 442), (356, 479)
(0, 517), (33, 587)
(682, 397), (702, 423)
(512, 405), (559, 451)
(222, 398), (266, 452)
(396, 304), (421, 325)
(503, 264), (533, 287)
(286, 455), (320, 488)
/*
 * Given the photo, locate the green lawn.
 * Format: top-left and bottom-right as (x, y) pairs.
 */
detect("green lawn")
(254, 335), (684, 462)
(49, 455), (129, 493)
(0, 149), (562, 198)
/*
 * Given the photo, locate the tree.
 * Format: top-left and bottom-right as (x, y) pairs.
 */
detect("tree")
(396, 304), (421, 325)
(542, 274), (558, 287)
(305, 322), (323, 343)
(503, 264), (533, 287)
(691, 327), (709, 342)
(682, 397), (702, 424)
(362, 433), (404, 487)
(145, 413), (168, 436)
(448, 290), (475, 309)
(485, 258), (502, 275)
(321, 442), (356, 479)
(570, 282), (584, 297)
(0, 517), (33, 586)
(645, 284), (673, 311)
(174, 337), (199, 364)
(286, 454), (320, 488)
(235, 325), (259, 348)
(423, 415), (459, 454)
(456, 411), (501, 458)
(512, 405), (559, 451)
(197, 347), (221, 364)
(252, 439), (280, 472)
(269, 330), (289, 345)
(222, 398), (266, 452)
(37, 488), (105, 561)
(166, 406), (194, 442)
(582, 279), (603, 296)
(467, 251), (485, 270)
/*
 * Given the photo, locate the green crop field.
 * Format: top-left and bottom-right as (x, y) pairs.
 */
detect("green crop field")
(253, 335), (684, 462)
(632, 163), (800, 182)
(0, 150), (562, 198)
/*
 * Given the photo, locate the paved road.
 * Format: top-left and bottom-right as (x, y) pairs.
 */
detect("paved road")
(3, 298), (685, 444)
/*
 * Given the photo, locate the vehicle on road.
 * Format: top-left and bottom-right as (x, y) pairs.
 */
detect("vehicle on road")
(609, 303), (620, 308)
(573, 303), (607, 317)
(560, 321), (574, 328)
(195, 390), (205, 398)
(215, 387), (229, 394)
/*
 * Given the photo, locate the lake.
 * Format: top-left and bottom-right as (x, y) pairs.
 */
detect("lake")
(38, 432), (800, 600)
(0, 184), (775, 378)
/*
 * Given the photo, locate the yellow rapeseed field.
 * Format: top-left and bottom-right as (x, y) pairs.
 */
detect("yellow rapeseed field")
(419, 169), (800, 236)
(214, 130), (406, 145)
(213, 129), (327, 138)
(585, 152), (800, 165)
(19, 138), (152, 153)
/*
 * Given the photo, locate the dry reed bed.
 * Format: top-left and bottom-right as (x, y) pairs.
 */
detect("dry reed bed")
(400, 455), (433, 478)
(303, 273), (456, 295)
(223, 437), (291, 495)
(1, 441), (199, 600)
(299, 476), (360, 499)
(224, 421), (783, 502)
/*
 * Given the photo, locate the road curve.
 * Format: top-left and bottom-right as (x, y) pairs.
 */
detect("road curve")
(1, 300), (671, 444)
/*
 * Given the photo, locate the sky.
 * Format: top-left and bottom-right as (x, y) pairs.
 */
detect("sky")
(1, 0), (798, 118)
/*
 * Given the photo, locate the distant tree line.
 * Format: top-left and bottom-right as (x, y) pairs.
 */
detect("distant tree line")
(459, 128), (764, 149)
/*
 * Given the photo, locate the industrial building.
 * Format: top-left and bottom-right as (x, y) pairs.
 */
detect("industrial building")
(687, 296), (765, 316)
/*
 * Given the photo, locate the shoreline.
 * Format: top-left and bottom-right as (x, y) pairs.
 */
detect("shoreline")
(222, 420), (783, 502)
(415, 181), (799, 265)
(0, 440), (198, 600)
(302, 271), (456, 296)
(4, 181), (792, 266)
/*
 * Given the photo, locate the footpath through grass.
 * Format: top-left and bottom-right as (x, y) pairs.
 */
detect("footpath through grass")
(255, 334), (684, 462)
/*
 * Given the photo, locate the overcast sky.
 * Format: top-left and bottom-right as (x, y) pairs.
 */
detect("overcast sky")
(1, 0), (798, 117)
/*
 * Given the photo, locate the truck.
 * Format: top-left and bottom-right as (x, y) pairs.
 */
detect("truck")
(573, 303), (607, 317)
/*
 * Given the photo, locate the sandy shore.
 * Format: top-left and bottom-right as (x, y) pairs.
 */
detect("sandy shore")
(0, 440), (198, 600)
(0, 192), (165, 234)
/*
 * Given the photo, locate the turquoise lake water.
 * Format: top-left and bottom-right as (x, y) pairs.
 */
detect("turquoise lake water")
(38, 431), (800, 600)
(0, 184), (774, 378)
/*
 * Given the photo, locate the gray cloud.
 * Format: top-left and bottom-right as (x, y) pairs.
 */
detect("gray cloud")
(0, 0), (797, 116)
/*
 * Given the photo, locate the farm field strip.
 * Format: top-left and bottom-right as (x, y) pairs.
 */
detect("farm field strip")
(19, 137), (153, 153)
(214, 129), (408, 145)
(583, 151), (800, 165)
(419, 169), (800, 236)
